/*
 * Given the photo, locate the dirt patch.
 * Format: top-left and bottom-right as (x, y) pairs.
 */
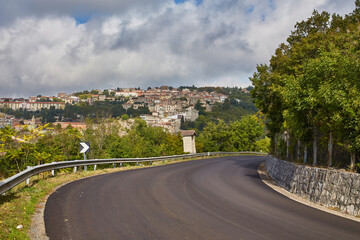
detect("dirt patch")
(29, 200), (48, 240)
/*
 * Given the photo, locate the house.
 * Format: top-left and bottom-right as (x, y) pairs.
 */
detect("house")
(0, 101), (66, 111)
(115, 91), (139, 98)
(181, 130), (196, 153)
(54, 122), (87, 130)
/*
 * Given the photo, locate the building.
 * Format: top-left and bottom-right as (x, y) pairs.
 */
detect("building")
(54, 122), (87, 130)
(57, 92), (67, 98)
(0, 101), (65, 111)
(115, 91), (139, 98)
(181, 130), (196, 154)
(0, 113), (13, 128)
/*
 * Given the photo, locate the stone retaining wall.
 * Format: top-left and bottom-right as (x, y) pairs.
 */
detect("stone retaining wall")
(266, 156), (360, 216)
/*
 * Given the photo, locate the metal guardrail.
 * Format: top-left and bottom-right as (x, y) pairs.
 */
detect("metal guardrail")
(0, 151), (267, 195)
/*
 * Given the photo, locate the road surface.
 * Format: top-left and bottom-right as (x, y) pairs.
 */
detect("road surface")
(44, 155), (360, 239)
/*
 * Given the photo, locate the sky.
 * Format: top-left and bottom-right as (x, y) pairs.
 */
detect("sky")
(0, 0), (356, 97)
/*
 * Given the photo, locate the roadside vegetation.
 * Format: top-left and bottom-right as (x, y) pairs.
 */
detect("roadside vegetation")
(0, 115), (268, 179)
(0, 119), (185, 179)
(251, 1), (360, 172)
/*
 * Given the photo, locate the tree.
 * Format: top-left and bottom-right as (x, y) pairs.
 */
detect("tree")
(222, 98), (231, 110)
(251, 2), (360, 170)
(197, 115), (265, 152)
(198, 120), (233, 152)
(121, 114), (130, 121)
(107, 119), (183, 158)
(229, 115), (264, 151)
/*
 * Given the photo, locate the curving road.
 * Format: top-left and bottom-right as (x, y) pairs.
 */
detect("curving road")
(44, 156), (360, 240)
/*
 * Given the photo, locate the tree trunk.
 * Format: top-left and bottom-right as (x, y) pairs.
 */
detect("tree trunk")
(286, 132), (290, 160)
(274, 134), (278, 156)
(350, 152), (356, 171)
(304, 145), (308, 164)
(328, 132), (333, 167)
(297, 140), (301, 160)
(313, 128), (318, 166)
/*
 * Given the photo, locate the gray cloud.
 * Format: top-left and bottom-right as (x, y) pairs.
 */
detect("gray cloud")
(0, 0), (168, 26)
(0, 0), (357, 97)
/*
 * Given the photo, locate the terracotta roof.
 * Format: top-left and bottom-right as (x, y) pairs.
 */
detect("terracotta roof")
(181, 130), (196, 136)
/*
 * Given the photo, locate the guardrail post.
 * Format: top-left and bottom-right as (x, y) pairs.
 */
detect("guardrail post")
(51, 170), (55, 177)
(26, 166), (31, 185)
(84, 165), (87, 171)
(150, 161), (152, 166)
(136, 162), (139, 166)
(207, 152), (210, 156)
(113, 163), (115, 168)
(74, 166), (77, 173)
(94, 165), (97, 171)
(120, 163), (123, 167)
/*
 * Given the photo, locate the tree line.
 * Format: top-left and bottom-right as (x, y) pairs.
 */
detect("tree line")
(0, 113), (268, 178)
(251, 1), (360, 171)
(0, 119), (183, 178)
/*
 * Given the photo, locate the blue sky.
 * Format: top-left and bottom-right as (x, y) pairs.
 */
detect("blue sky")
(175, 0), (203, 5)
(74, 14), (92, 25)
(0, 0), (356, 97)
(74, 0), (203, 25)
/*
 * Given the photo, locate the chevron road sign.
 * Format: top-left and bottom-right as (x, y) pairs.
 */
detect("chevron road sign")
(79, 142), (90, 154)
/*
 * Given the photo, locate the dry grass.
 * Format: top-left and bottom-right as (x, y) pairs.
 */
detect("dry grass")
(328, 206), (341, 212)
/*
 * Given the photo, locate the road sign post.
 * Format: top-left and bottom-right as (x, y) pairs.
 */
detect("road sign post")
(84, 152), (87, 171)
(79, 142), (90, 171)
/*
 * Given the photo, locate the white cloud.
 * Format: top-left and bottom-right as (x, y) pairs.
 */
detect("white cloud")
(0, 0), (357, 97)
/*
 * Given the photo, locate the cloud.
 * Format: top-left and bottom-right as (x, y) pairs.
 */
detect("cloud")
(0, 0), (357, 97)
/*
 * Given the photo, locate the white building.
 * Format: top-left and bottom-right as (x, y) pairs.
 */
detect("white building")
(115, 91), (139, 98)
(181, 130), (196, 153)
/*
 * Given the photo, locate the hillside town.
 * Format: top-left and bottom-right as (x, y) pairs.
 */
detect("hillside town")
(0, 86), (235, 133)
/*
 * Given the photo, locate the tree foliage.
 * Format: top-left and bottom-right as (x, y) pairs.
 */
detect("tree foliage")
(250, 1), (360, 170)
(107, 119), (183, 158)
(198, 114), (267, 152)
(0, 118), (184, 178)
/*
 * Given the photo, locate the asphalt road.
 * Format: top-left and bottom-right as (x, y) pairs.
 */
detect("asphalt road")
(44, 156), (360, 240)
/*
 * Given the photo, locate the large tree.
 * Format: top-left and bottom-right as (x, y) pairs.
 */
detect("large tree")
(251, 1), (360, 170)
